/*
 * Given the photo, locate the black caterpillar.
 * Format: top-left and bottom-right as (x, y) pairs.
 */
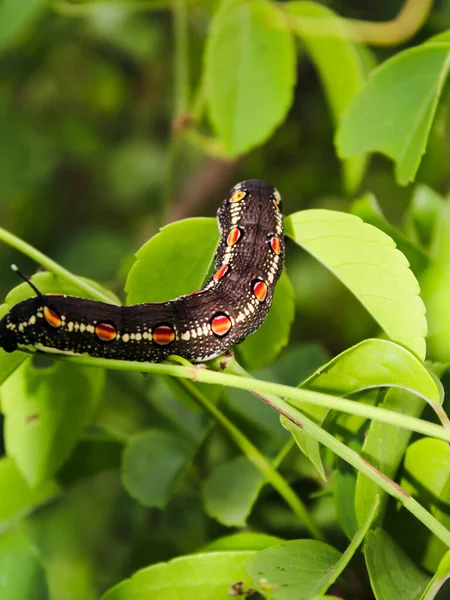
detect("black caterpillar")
(0, 180), (284, 363)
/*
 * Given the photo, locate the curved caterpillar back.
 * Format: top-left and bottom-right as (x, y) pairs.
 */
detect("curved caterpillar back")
(0, 179), (285, 363)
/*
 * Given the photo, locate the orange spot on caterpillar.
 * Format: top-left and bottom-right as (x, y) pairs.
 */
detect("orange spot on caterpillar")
(227, 227), (241, 246)
(211, 313), (232, 337)
(253, 280), (268, 302)
(230, 190), (245, 203)
(153, 325), (175, 346)
(213, 264), (230, 281)
(270, 236), (281, 255)
(95, 322), (117, 342)
(43, 306), (62, 328)
(45, 293), (63, 297)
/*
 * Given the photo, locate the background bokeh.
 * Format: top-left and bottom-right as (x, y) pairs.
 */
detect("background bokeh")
(1, 2), (450, 598)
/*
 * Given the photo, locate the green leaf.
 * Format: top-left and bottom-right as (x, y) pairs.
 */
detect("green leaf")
(285, 1), (368, 192)
(0, 0), (49, 50)
(365, 529), (429, 600)
(336, 43), (450, 185)
(281, 414), (327, 481)
(102, 551), (255, 600)
(202, 532), (281, 552)
(421, 201), (450, 362)
(238, 270), (295, 371)
(202, 456), (264, 527)
(351, 193), (429, 275)
(334, 450), (359, 539)
(1, 360), (105, 485)
(355, 387), (425, 526)
(122, 429), (193, 508)
(247, 539), (341, 599)
(304, 339), (439, 407)
(421, 549), (450, 599)
(125, 218), (219, 304)
(281, 339), (439, 484)
(205, 0), (296, 156)
(407, 185), (444, 247)
(0, 532), (49, 600)
(0, 457), (59, 533)
(285, 210), (427, 359)
(4, 271), (120, 306)
(401, 438), (450, 571)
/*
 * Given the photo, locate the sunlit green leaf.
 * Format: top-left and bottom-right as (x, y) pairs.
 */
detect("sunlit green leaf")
(285, 210), (427, 359)
(205, 0), (296, 156)
(1, 360), (105, 485)
(125, 218), (219, 304)
(102, 551), (255, 600)
(337, 43), (450, 185)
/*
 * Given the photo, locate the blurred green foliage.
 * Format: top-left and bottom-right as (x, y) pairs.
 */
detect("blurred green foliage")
(1, 1), (450, 599)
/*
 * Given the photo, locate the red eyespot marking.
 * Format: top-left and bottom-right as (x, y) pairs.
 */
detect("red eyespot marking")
(214, 264), (230, 281)
(153, 325), (175, 345)
(45, 293), (63, 297)
(253, 280), (268, 302)
(270, 236), (281, 255)
(231, 190), (245, 203)
(95, 322), (117, 342)
(211, 313), (232, 337)
(43, 306), (62, 328)
(227, 227), (241, 246)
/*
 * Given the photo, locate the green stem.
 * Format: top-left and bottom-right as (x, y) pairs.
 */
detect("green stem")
(174, 378), (323, 539)
(0, 227), (117, 305)
(256, 391), (450, 548)
(51, 354), (450, 546)
(47, 355), (450, 445)
(318, 496), (380, 594)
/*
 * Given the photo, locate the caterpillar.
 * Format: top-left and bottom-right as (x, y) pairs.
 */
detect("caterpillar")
(0, 179), (284, 363)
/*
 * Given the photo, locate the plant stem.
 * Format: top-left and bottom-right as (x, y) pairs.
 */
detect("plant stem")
(284, 0), (433, 47)
(174, 378), (324, 539)
(52, 353), (450, 546)
(48, 355), (450, 445)
(0, 227), (117, 305)
(348, 0), (433, 47)
(317, 496), (380, 594)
